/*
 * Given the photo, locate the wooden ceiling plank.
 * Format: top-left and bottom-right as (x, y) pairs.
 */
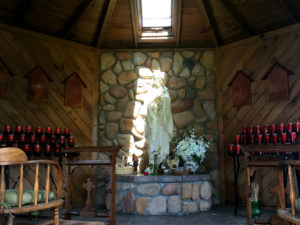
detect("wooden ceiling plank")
(129, 0), (138, 48)
(59, 0), (95, 38)
(218, 0), (254, 36)
(196, 0), (221, 47)
(96, 0), (118, 48)
(276, 0), (298, 23)
(13, 0), (33, 26)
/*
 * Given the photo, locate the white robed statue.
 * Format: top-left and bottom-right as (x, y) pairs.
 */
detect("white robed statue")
(145, 72), (173, 165)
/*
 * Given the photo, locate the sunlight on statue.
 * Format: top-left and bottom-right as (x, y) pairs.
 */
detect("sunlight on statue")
(145, 70), (173, 165)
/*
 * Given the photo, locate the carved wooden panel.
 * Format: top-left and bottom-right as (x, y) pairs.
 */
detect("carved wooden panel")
(262, 63), (291, 102)
(64, 73), (86, 108)
(0, 60), (12, 99)
(229, 71), (251, 106)
(26, 66), (52, 103)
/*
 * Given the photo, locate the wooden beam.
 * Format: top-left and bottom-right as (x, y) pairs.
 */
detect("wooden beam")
(129, 0), (139, 48)
(95, 0), (118, 48)
(175, 0), (182, 47)
(196, 0), (221, 47)
(276, 0), (298, 23)
(59, 0), (95, 38)
(13, 0), (33, 26)
(218, 0), (254, 36)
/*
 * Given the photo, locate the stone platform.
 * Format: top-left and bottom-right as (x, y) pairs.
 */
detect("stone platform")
(113, 174), (212, 216)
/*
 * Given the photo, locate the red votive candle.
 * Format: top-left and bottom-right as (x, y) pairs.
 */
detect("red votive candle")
(236, 145), (241, 155)
(30, 134), (36, 143)
(242, 135), (248, 145)
(26, 126), (32, 133)
(291, 132), (297, 144)
(287, 123), (293, 133)
(16, 125), (22, 133)
(229, 144), (234, 154)
(272, 133), (278, 144)
(41, 134), (46, 143)
(46, 127), (52, 134)
(0, 134), (3, 142)
(257, 134), (262, 144)
(279, 123), (285, 134)
(235, 135), (240, 145)
(265, 134), (270, 144)
(55, 127), (61, 134)
(19, 134), (25, 142)
(24, 144), (30, 153)
(8, 134), (14, 142)
(296, 122), (300, 133)
(263, 125), (269, 134)
(256, 125), (261, 135)
(281, 133), (287, 144)
(248, 126), (254, 135)
(36, 126), (42, 134)
(242, 127), (247, 134)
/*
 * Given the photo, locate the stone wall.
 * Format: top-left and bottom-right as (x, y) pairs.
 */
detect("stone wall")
(111, 175), (212, 215)
(98, 50), (219, 203)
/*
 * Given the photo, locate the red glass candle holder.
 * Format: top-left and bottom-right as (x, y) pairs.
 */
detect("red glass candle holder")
(296, 122), (300, 133)
(263, 125), (269, 134)
(46, 127), (52, 134)
(235, 135), (240, 145)
(26, 126), (32, 133)
(23, 144), (30, 153)
(236, 145), (241, 155)
(248, 126), (254, 135)
(279, 123), (285, 134)
(257, 134), (262, 144)
(36, 126), (42, 134)
(264, 134), (270, 144)
(242, 127), (247, 134)
(287, 123), (293, 133)
(41, 134), (46, 143)
(4, 125), (11, 133)
(281, 133), (287, 144)
(229, 144), (234, 155)
(272, 133), (278, 144)
(19, 134), (25, 142)
(16, 125), (22, 133)
(34, 145), (41, 154)
(256, 125), (261, 135)
(291, 132), (297, 144)
(8, 134), (14, 142)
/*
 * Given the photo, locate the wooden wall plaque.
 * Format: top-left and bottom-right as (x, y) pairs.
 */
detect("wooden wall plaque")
(0, 60), (12, 99)
(229, 71), (252, 106)
(25, 66), (53, 103)
(262, 63), (292, 102)
(64, 72), (86, 108)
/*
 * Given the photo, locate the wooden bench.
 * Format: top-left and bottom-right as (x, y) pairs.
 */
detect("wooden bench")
(0, 147), (63, 225)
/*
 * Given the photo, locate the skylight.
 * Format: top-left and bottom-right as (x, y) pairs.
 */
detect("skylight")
(141, 0), (172, 28)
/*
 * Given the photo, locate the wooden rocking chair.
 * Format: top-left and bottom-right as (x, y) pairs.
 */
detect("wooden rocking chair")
(0, 147), (63, 225)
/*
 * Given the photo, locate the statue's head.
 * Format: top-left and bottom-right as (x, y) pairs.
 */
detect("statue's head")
(152, 70), (165, 88)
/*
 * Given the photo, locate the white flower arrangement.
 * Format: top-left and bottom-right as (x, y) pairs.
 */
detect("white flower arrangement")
(174, 127), (211, 172)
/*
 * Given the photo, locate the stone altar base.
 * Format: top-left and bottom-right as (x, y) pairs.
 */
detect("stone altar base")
(112, 174), (212, 216)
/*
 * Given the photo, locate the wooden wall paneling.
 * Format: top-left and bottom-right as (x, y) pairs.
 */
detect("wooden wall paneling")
(0, 27), (98, 206)
(218, 26), (300, 205)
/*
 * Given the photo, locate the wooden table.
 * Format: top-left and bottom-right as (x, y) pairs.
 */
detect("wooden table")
(62, 146), (121, 225)
(242, 145), (300, 225)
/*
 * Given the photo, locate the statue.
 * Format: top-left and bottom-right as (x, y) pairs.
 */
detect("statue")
(145, 71), (173, 165)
